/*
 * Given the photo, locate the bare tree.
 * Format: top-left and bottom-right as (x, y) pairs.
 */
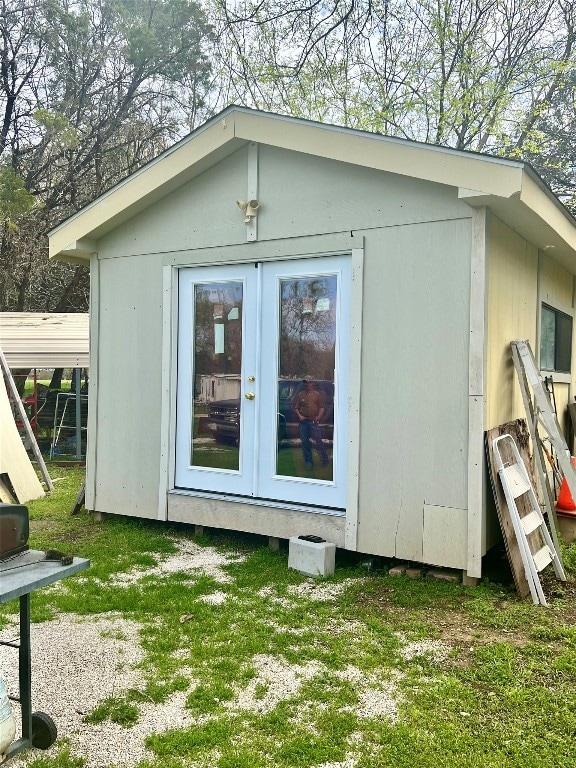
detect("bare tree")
(0, 0), (214, 312)
(210, 0), (576, 204)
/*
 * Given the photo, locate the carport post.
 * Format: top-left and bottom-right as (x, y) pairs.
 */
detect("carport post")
(75, 368), (82, 461)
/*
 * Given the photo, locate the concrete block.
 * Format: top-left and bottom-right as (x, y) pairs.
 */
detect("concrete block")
(427, 569), (460, 583)
(556, 511), (576, 544)
(288, 536), (336, 577)
(388, 565), (406, 576)
(405, 568), (423, 579)
(462, 571), (479, 587)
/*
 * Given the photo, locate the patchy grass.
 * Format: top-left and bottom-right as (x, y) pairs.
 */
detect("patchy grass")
(3, 462), (576, 768)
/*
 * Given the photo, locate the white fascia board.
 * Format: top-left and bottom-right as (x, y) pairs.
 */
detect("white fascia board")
(233, 110), (526, 198)
(56, 238), (98, 264)
(460, 173), (576, 272)
(519, 172), (576, 252)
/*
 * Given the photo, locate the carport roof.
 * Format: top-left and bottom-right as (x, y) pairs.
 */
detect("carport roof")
(0, 312), (89, 369)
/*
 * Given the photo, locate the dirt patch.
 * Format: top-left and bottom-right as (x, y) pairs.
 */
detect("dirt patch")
(540, 571), (576, 618)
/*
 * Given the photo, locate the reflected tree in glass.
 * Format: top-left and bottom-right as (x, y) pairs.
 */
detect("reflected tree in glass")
(276, 275), (337, 481)
(191, 282), (243, 471)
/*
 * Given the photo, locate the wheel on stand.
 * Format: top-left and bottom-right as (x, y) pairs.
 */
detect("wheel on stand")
(31, 711), (57, 749)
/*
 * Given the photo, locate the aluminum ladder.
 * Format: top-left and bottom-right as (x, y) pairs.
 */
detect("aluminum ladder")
(511, 339), (576, 556)
(492, 433), (566, 605)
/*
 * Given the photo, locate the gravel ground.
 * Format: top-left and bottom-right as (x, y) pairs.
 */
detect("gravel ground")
(0, 540), (447, 767)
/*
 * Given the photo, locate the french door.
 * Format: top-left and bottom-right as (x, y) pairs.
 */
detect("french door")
(175, 256), (351, 509)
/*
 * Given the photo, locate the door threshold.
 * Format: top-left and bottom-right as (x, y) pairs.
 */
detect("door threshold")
(169, 488), (346, 517)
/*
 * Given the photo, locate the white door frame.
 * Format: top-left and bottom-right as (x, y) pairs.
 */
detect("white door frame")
(174, 255), (352, 510)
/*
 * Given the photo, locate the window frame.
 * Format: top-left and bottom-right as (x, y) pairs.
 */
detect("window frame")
(539, 302), (573, 377)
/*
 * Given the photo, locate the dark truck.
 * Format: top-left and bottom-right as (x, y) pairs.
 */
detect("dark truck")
(205, 379), (334, 444)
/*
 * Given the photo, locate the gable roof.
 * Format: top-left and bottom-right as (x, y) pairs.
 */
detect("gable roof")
(49, 106), (576, 272)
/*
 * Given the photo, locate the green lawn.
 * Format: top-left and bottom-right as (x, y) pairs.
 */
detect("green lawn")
(2, 463), (576, 768)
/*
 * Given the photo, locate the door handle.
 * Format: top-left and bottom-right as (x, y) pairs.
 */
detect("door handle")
(245, 392), (255, 400)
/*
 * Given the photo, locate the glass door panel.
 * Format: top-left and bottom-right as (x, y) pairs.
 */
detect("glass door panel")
(275, 275), (337, 481)
(258, 256), (350, 509)
(191, 281), (243, 471)
(175, 265), (257, 496)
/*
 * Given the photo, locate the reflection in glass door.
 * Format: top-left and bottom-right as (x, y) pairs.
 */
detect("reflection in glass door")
(191, 281), (243, 471)
(275, 274), (337, 481)
(258, 257), (350, 508)
(175, 256), (351, 510)
(175, 265), (257, 496)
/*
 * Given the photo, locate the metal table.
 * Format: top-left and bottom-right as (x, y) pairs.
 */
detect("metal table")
(0, 551), (90, 761)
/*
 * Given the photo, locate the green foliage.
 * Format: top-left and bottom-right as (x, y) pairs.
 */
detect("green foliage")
(0, 0), (213, 313)
(0, 166), (35, 224)
(33, 109), (79, 149)
(26, 743), (86, 768)
(560, 541), (576, 573)
(116, 0), (211, 78)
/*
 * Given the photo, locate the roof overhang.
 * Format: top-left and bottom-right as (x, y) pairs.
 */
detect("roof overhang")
(49, 107), (576, 272)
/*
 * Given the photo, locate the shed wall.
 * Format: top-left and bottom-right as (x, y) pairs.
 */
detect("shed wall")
(89, 253), (165, 517)
(355, 218), (472, 566)
(486, 214), (575, 433)
(486, 214), (538, 429)
(89, 144), (475, 565)
(98, 145), (473, 258)
(538, 251), (575, 441)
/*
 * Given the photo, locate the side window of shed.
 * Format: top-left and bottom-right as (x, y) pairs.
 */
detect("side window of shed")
(540, 304), (573, 373)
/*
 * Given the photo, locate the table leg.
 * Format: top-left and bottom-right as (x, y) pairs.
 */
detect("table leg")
(3, 595), (33, 760)
(18, 593), (32, 741)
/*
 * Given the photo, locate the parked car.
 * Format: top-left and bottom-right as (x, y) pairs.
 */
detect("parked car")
(205, 379), (334, 444)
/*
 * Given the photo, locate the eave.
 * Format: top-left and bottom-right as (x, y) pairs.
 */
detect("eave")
(49, 107), (576, 272)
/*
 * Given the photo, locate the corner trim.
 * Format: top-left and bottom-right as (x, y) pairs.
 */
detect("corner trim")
(467, 207), (487, 577)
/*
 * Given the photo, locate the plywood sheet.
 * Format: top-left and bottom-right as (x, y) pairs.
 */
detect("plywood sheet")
(0, 384), (44, 503)
(485, 419), (539, 598)
(422, 505), (467, 570)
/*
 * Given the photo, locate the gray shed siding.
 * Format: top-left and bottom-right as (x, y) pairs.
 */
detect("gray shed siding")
(356, 218), (472, 564)
(89, 143), (474, 566)
(91, 253), (166, 517)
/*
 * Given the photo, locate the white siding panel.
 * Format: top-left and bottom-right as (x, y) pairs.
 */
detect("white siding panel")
(97, 145), (472, 261)
(356, 219), (472, 560)
(92, 254), (164, 518)
(422, 504), (467, 569)
(258, 146), (472, 242)
(539, 252), (574, 313)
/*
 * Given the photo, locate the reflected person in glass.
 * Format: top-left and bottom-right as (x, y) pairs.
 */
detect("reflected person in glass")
(292, 376), (329, 468)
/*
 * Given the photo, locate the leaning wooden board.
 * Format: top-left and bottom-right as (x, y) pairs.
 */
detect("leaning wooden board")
(485, 419), (543, 599)
(0, 381), (44, 503)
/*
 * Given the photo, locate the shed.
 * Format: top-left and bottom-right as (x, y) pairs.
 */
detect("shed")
(48, 107), (576, 579)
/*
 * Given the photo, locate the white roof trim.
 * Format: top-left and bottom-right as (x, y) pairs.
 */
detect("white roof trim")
(48, 106), (576, 266)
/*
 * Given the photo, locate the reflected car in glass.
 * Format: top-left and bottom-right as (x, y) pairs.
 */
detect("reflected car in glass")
(204, 379), (334, 444)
